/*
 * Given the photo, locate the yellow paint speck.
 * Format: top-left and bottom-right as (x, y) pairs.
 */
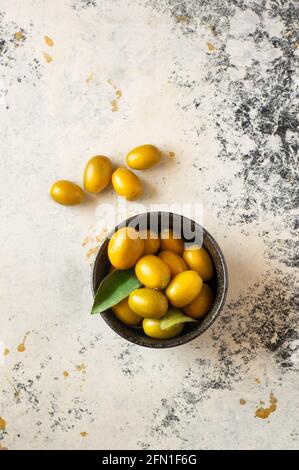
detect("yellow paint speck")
(44, 35), (54, 47)
(63, 371), (69, 378)
(255, 392), (277, 419)
(111, 99), (119, 112)
(17, 332), (30, 353)
(108, 79), (117, 89)
(255, 378), (261, 384)
(108, 80), (122, 111)
(80, 431), (88, 437)
(207, 42), (216, 52)
(3, 348), (9, 357)
(15, 31), (25, 41)
(86, 246), (99, 259)
(239, 399), (246, 405)
(270, 332), (278, 344)
(95, 229), (108, 243)
(82, 236), (94, 247)
(86, 73), (94, 84)
(169, 151), (175, 158)
(175, 15), (189, 23)
(42, 52), (53, 63)
(0, 417), (7, 430)
(76, 364), (87, 374)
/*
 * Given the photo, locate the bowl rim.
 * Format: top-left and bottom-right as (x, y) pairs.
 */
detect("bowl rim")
(91, 211), (228, 348)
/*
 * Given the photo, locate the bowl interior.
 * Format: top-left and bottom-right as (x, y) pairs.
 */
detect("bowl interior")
(92, 212), (227, 348)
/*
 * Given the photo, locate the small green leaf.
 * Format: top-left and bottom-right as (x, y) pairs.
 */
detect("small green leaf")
(160, 308), (198, 330)
(91, 268), (142, 315)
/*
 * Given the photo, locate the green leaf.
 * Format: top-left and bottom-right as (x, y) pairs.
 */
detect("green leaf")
(91, 268), (142, 315)
(160, 308), (198, 330)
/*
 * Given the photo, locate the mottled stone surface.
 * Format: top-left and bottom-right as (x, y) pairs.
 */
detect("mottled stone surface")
(0, 0), (298, 450)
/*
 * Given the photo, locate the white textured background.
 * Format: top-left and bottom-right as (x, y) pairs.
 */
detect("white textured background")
(0, 0), (298, 450)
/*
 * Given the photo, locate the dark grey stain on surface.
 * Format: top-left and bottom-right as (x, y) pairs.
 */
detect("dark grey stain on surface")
(144, 269), (297, 439)
(0, 11), (40, 89)
(71, 0), (97, 10)
(147, 1), (298, 270)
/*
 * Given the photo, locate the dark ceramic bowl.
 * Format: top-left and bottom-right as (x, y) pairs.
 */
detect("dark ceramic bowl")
(92, 212), (228, 348)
